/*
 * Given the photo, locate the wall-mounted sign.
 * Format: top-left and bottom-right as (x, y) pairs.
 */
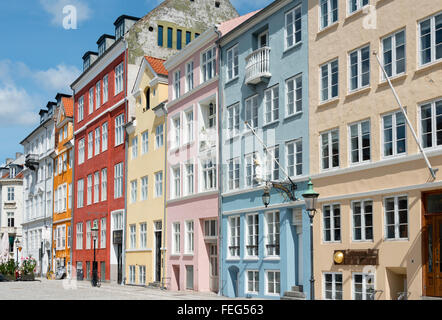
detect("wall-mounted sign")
(113, 230), (123, 245)
(333, 249), (379, 265)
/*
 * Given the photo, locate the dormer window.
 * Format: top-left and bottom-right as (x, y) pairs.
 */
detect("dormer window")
(83, 58), (90, 71)
(9, 167), (16, 178)
(116, 21), (125, 40)
(98, 42), (106, 56)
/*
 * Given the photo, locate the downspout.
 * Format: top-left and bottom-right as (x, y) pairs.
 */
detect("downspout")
(122, 38), (129, 285)
(161, 105), (168, 289)
(70, 90), (76, 279)
(214, 25), (223, 296)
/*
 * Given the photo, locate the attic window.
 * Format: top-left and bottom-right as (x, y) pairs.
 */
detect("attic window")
(215, 1), (220, 7)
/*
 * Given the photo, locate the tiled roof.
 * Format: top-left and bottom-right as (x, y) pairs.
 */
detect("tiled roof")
(145, 56), (168, 76)
(218, 10), (261, 36)
(62, 97), (74, 117)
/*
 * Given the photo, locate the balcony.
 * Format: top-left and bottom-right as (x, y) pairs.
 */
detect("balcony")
(245, 47), (271, 85)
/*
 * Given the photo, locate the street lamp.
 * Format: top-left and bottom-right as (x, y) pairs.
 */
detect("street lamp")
(262, 185), (271, 208)
(14, 238), (21, 265)
(302, 178), (319, 300)
(91, 220), (99, 287)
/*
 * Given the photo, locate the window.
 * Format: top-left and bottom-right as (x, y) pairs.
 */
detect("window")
(185, 163), (194, 196)
(201, 47), (216, 83)
(172, 222), (180, 254)
(245, 152), (258, 187)
(62, 184), (67, 211)
(86, 221), (91, 250)
(349, 120), (371, 164)
(138, 265), (146, 285)
(130, 180), (137, 203)
(141, 176), (148, 201)
(103, 75), (108, 104)
(184, 109), (194, 144)
(245, 95), (258, 129)
(229, 216), (240, 258)
(78, 96), (84, 121)
(352, 200), (373, 241)
(76, 223), (83, 249)
(88, 132), (93, 159)
(115, 21), (124, 40)
(421, 99), (442, 149)
(7, 187), (14, 201)
(186, 61), (194, 92)
(115, 114), (125, 146)
(186, 31), (191, 45)
(172, 116), (181, 148)
(100, 218), (106, 248)
(385, 195), (408, 240)
(173, 70), (181, 100)
(145, 88), (151, 110)
(204, 220), (217, 238)
(349, 45), (370, 91)
(201, 158), (216, 191)
(68, 184), (72, 209)
(87, 175), (92, 205)
(130, 225), (136, 249)
(172, 166), (181, 199)
(226, 44), (239, 81)
(348, 0), (368, 14)
(323, 204), (341, 242)
(321, 59), (339, 102)
(321, 129), (339, 170)
(265, 146), (280, 181)
(320, 0), (338, 30)
(114, 162), (123, 199)
(227, 103), (239, 137)
(285, 6), (302, 49)
(155, 171), (163, 197)
(266, 271), (280, 295)
(286, 74), (302, 116)
(102, 122), (108, 152)
(246, 270), (259, 294)
(208, 102), (216, 128)
(78, 139), (85, 164)
(94, 172), (99, 204)
(177, 29), (182, 50)
(67, 226), (72, 249)
(158, 25), (163, 46)
(101, 168), (107, 201)
(265, 211), (280, 256)
(54, 188), (59, 213)
(140, 223), (147, 249)
(96, 81), (101, 108)
(89, 87), (94, 114)
(382, 111), (406, 157)
(115, 63), (124, 95)
(324, 273), (343, 300)
(7, 212), (14, 227)
(382, 30), (406, 79)
(286, 139), (303, 177)
(264, 85), (279, 124)
(419, 12), (442, 66)
(129, 266), (136, 284)
(94, 127), (100, 156)
(132, 137), (138, 159)
(246, 213), (259, 257)
(228, 158), (240, 191)
(353, 272), (375, 300)
(185, 220), (194, 254)
(58, 155), (63, 174)
(77, 179), (84, 208)
(155, 125), (164, 148)
(167, 27), (173, 48)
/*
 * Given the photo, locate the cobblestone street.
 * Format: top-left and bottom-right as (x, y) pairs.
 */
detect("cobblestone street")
(0, 278), (237, 300)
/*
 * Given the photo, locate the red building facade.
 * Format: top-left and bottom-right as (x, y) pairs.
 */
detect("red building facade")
(71, 35), (129, 283)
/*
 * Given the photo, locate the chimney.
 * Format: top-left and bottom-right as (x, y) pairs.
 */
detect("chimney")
(15, 152), (22, 159)
(6, 158), (13, 165)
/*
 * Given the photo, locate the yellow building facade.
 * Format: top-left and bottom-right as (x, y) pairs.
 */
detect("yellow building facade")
(125, 56), (168, 286)
(308, 0), (442, 299)
(51, 94), (74, 274)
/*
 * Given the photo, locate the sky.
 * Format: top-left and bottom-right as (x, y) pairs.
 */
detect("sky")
(0, 0), (273, 165)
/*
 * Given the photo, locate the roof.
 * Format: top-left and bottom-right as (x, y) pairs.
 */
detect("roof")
(145, 56), (168, 76)
(218, 10), (261, 36)
(61, 97), (74, 118)
(97, 34), (116, 45)
(114, 14), (140, 26)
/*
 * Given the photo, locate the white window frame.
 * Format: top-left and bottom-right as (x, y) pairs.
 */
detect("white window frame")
(265, 270), (281, 296)
(381, 29), (406, 80)
(286, 74), (302, 116)
(323, 272), (343, 300)
(132, 136), (138, 159)
(185, 60), (194, 93)
(351, 200), (373, 242)
(418, 12), (442, 66)
(115, 114), (125, 146)
(130, 180), (137, 204)
(115, 62), (124, 95)
(265, 145), (280, 181)
(420, 99), (442, 149)
(141, 176), (148, 201)
(228, 216), (240, 258)
(130, 224), (136, 249)
(172, 165), (181, 199)
(184, 162), (194, 196)
(264, 85), (279, 124)
(246, 270), (259, 295)
(89, 87), (94, 114)
(155, 124), (164, 148)
(78, 96), (84, 122)
(101, 168), (107, 202)
(323, 203), (341, 242)
(200, 157), (217, 192)
(94, 127), (100, 156)
(171, 115), (181, 149)
(154, 171), (163, 198)
(103, 74), (109, 104)
(184, 220), (194, 254)
(348, 45), (370, 92)
(140, 223), (147, 249)
(226, 103), (240, 138)
(285, 5), (302, 50)
(382, 110), (407, 158)
(321, 129), (339, 171)
(286, 139), (303, 177)
(76, 222), (83, 250)
(347, 0), (369, 15)
(100, 217), (106, 249)
(87, 174), (92, 205)
(352, 272), (375, 300)
(226, 44), (239, 81)
(114, 162), (123, 199)
(201, 46), (216, 83)
(88, 131), (93, 159)
(245, 95), (258, 130)
(173, 69), (181, 100)
(319, 0), (338, 30)
(348, 120), (371, 164)
(265, 211), (280, 257)
(228, 158), (240, 191)
(141, 131), (148, 155)
(246, 213), (259, 258)
(184, 108), (194, 144)
(78, 139), (85, 165)
(245, 152), (258, 188)
(96, 81), (101, 109)
(102, 122), (108, 152)
(320, 59), (339, 102)
(172, 222), (180, 255)
(77, 179), (84, 208)
(384, 195), (408, 240)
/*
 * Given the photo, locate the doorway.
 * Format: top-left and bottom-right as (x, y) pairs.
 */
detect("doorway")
(154, 221), (162, 283)
(423, 192), (442, 297)
(209, 244), (218, 293)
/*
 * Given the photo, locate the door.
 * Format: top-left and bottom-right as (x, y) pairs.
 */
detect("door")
(424, 215), (442, 297)
(155, 231), (162, 282)
(258, 31), (268, 48)
(117, 244), (122, 284)
(209, 244), (219, 293)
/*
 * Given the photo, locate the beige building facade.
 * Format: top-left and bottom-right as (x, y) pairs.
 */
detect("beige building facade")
(308, 0), (442, 299)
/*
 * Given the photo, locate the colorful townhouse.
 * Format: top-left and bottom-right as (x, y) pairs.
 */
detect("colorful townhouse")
(51, 93), (74, 275)
(0, 153), (24, 262)
(122, 0), (238, 287)
(218, 0), (311, 299)
(21, 101), (56, 276)
(307, 0), (442, 299)
(71, 0), (238, 284)
(163, 12), (253, 293)
(125, 56), (168, 286)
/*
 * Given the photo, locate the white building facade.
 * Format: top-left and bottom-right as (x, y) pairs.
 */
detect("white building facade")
(20, 102), (56, 276)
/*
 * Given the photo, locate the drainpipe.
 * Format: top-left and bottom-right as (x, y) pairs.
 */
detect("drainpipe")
(161, 105), (168, 289)
(122, 38), (129, 286)
(70, 90), (76, 279)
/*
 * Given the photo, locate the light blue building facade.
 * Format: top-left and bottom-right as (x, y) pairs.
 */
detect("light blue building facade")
(218, 0), (311, 299)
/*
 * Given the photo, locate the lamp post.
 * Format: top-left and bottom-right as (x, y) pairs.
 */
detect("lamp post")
(302, 178), (319, 300)
(91, 220), (99, 287)
(14, 238), (21, 265)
